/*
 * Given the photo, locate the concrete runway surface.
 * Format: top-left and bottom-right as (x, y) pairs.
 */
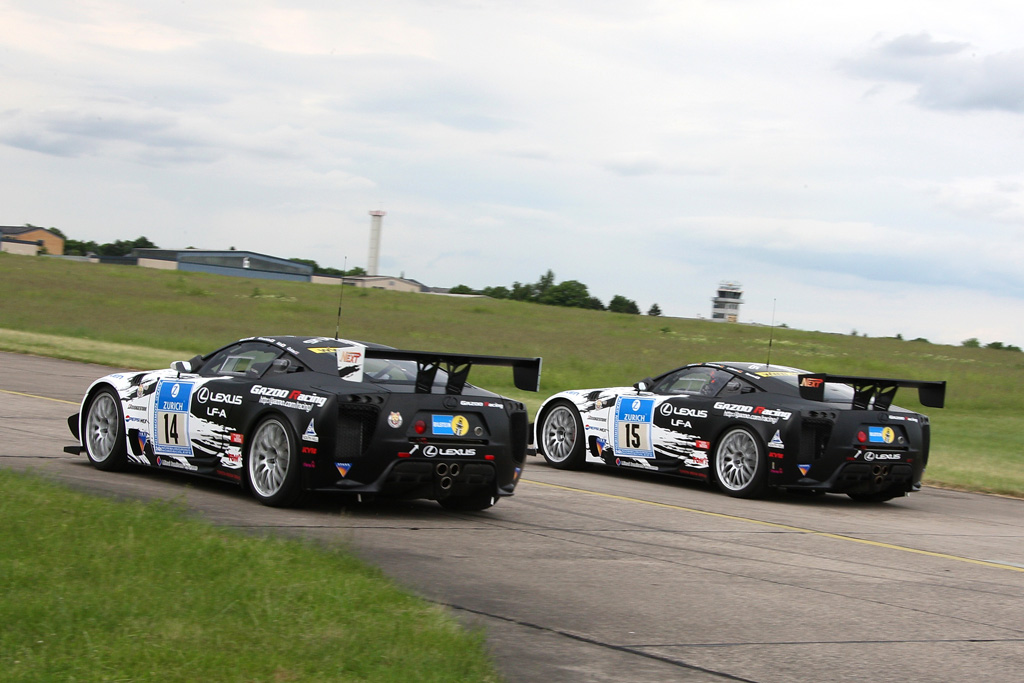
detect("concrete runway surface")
(3, 351), (1023, 682)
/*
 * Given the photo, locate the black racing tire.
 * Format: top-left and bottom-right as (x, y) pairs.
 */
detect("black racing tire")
(245, 415), (304, 507)
(83, 387), (129, 472)
(537, 400), (586, 470)
(438, 491), (497, 511)
(712, 426), (769, 498)
(847, 489), (902, 503)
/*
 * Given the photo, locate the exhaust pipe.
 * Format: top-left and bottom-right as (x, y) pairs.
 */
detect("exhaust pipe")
(449, 463), (461, 477)
(439, 476), (453, 490)
(435, 463), (449, 476)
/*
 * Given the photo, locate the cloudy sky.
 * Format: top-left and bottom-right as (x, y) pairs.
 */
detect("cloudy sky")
(4, 0), (1024, 346)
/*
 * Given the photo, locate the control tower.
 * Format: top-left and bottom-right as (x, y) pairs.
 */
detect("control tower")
(711, 281), (743, 322)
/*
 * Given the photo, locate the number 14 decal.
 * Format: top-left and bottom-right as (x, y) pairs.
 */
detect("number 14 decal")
(162, 412), (182, 445)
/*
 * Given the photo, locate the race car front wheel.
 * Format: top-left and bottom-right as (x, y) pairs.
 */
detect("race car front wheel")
(246, 415), (304, 507)
(84, 387), (129, 472)
(712, 426), (768, 498)
(538, 401), (585, 469)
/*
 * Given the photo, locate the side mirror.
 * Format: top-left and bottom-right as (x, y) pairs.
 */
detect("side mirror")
(170, 355), (203, 374)
(634, 378), (655, 393)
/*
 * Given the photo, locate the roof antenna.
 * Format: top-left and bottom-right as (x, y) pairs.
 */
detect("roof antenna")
(334, 256), (347, 340)
(766, 298), (777, 367)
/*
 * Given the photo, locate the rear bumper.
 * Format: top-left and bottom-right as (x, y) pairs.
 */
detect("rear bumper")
(310, 457), (520, 501)
(781, 460), (916, 495)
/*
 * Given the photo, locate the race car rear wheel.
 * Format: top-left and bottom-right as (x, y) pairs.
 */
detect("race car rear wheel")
(538, 401), (585, 469)
(246, 415), (303, 507)
(84, 387), (129, 472)
(712, 426), (768, 498)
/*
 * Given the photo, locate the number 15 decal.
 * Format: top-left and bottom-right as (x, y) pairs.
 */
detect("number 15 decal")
(614, 397), (655, 459)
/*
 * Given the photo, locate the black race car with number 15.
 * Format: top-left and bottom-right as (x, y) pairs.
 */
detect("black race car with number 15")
(65, 336), (541, 511)
(535, 362), (945, 502)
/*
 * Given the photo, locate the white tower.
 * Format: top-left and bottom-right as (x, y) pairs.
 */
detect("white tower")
(711, 281), (743, 322)
(368, 210), (386, 276)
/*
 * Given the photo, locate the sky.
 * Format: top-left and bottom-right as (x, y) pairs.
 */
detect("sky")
(3, 0), (1024, 346)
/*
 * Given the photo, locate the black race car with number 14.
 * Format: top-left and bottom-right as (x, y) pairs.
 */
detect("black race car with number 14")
(65, 336), (541, 511)
(535, 362), (945, 502)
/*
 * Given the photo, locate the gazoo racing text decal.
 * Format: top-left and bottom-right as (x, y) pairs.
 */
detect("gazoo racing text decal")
(713, 402), (792, 425)
(614, 396), (656, 459)
(153, 379), (195, 456)
(250, 385), (328, 412)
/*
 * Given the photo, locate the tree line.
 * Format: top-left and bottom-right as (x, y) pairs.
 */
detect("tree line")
(33, 226), (365, 276)
(47, 228), (158, 257)
(450, 269), (662, 316)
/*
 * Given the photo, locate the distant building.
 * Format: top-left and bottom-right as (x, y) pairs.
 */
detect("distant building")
(132, 247), (434, 292)
(310, 274), (430, 293)
(711, 281), (743, 322)
(0, 226), (65, 255)
(134, 248), (313, 282)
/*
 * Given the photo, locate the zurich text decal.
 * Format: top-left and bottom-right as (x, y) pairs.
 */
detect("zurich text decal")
(153, 380), (195, 457)
(614, 397), (655, 459)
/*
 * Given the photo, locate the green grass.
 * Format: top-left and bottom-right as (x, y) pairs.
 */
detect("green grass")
(2, 253), (1023, 496)
(0, 469), (499, 682)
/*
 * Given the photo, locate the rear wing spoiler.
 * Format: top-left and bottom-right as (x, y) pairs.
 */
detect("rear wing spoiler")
(330, 340), (541, 394)
(797, 374), (946, 411)
(365, 348), (542, 394)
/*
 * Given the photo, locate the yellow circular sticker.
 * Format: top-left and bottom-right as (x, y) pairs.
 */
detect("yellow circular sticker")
(452, 415), (470, 436)
(882, 427), (895, 444)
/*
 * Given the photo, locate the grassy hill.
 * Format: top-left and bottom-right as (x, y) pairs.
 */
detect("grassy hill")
(3, 253), (1022, 496)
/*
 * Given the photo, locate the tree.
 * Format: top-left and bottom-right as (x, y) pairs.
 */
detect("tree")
(539, 280), (596, 308)
(449, 284), (476, 295)
(536, 270), (556, 299)
(481, 286), (510, 299)
(962, 338), (980, 348)
(288, 258), (365, 277)
(985, 341), (1006, 350)
(647, 303), (662, 316)
(509, 281), (537, 302)
(608, 295), (640, 314)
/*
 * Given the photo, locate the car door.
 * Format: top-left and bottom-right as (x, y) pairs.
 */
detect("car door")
(644, 366), (751, 471)
(189, 341), (287, 469)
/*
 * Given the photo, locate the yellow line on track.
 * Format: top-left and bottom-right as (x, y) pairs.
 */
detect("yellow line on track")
(0, 388), (78, 405)
(523, 478), (1024, 574)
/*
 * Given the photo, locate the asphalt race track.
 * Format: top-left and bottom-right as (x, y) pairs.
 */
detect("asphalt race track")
(3, 351), (1024, 682)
